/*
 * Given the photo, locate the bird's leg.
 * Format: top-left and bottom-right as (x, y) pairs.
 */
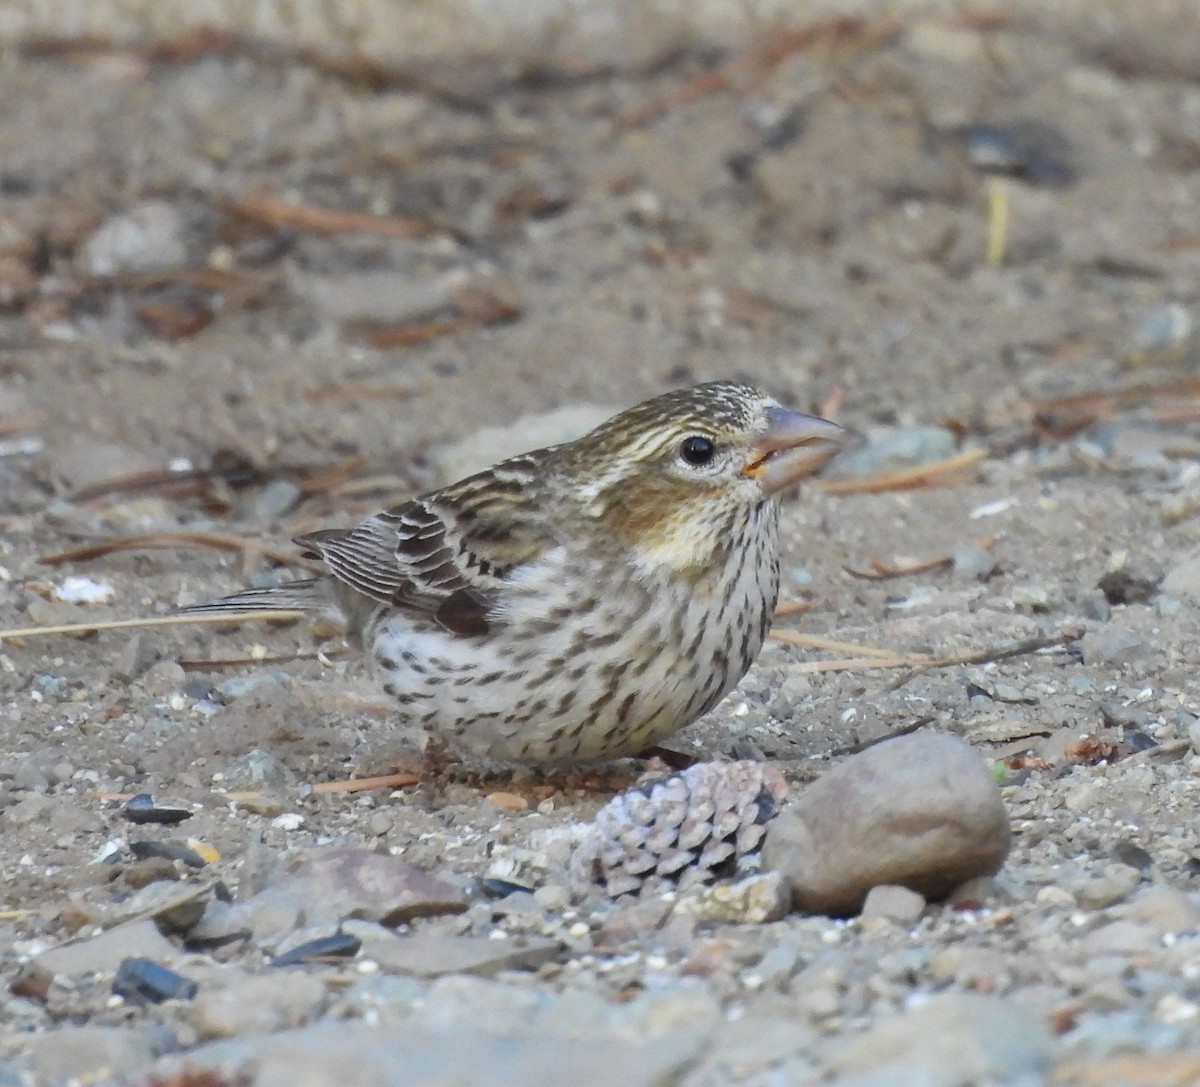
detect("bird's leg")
(414, 734), (451, 809)
(635, 744), (698, 771)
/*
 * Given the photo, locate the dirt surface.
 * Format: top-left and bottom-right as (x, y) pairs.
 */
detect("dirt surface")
(3, 10), (1200, 1085)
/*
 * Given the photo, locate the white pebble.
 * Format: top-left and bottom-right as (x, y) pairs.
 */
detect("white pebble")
(53, 576), (115, 604)
(272, 813), (304, 831)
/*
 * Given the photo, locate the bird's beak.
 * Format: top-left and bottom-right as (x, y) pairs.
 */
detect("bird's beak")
(742, 406), (845, 494)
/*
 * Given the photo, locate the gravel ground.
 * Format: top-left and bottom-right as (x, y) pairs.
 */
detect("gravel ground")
(3, 9), (1200, 1086)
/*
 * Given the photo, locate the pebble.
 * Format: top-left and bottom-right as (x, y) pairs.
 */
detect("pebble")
(672, 872), (791, 924)
(219, 747), (293, 790)
(763, 732), (1010, 915)
(1063, 864), (1142, 910)
(1162, 554), (1200, 601)
(206, 848), (468, 945)
(79, 200), (188, 276)
(298, 270), (455, 325)
(824, 426), (957, 480)
(951, 545), (997, 581)
(822, 992), (1052, 1084)
(191, 971), (327, 1039)
(1079, 626), (1151, 666)
(859, 884), (926, 924)
(1122, 885), (1200, 934)
(32, 919), (182, 983)
(364, 933), (561, 979)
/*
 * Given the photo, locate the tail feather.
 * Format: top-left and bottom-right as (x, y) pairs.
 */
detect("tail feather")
(179, 578), (329, 615)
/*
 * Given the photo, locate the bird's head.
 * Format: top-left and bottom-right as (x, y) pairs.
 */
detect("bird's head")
(560, 381), (844, 576)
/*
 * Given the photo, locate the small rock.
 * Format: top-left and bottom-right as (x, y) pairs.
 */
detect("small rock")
(824, 992), (1051, 1082)
(1079, 626), (1150, 666)
(825, 426), (957, 481)
(220, 747), (293, 790)
(673, 872), (790, 924)
(113, 957), (199, 1003)
(1063, 864), (1142, 910)
(951, 545), (997, 581)
(216, 848), (468, 945)
(80, 200), (188, 276)
(928, 946), (1009, 987)
(32, 919), (181, 983)
(367, 810), (395, 837)
(191, 971), (326, 1039)
(298, 270), (455, 325)
(112, 633), (156, 683)
(763, 732), (1010, 916)
(1122, 885), (1200, 934)
(1085, 920), (1161, 956)
(245, 479), (302, 523)
(27, 1025), (156, 1085)
(959, 119), (1075, 186)
(104, 879), (212, 932)
(52, 575), (115, 604)
(1162, 554), (1200, 601)
(3, 794), (55, 828)
(946, 875), (1002, 909)
(860, 884), (926, 923)
(365, 934), (561, 978)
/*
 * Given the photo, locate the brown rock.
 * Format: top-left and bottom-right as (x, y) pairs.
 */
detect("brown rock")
(762, 732), (1010, 916)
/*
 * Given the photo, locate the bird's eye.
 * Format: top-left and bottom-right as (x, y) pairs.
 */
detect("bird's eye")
(679, 435), (717, 466)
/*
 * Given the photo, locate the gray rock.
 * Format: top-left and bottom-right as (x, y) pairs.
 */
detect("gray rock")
(1079, 626), (1150, 666)
(432, 405), (616, 485)
(298, 271), (455, 325)
(1083, 920), (1161, 955)
(1122, 884), (1200, 934)
(364, 934), (561, 978)
(155, 1002), (708, 1087)
(218, 849), (468, 945)
(80, 200), (188, 276)
(2, 794), (55, 827)
(246, 480), (302, 523)
(951, 545), (997, 581)
(1062, 863), (1142, 910)
(27, 1025), (157, 1085)
(859, 884), (926, 923)
(823, 993), (1051, 1084)
(763, 732), (1010, 915)
(102, 879), (212, 932)
(220, 747), (293, 790)
(1162, 554), (1200, 601)
(191, 972), (327, 1039)
(32, 919), (181, 982)
(672, 872), (790, 924)
(825, 426), (957, 480)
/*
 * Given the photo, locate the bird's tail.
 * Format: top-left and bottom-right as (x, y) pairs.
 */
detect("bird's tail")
(179, 578), (329, 615)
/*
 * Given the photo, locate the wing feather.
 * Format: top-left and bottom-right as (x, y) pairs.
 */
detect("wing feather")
(294, 455), (557, 634)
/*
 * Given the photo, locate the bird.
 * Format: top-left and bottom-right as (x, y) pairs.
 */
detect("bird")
(184, 382), (844, 767)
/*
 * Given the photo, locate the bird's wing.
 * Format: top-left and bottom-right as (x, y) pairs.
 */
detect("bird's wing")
(295, 456), (557, 636)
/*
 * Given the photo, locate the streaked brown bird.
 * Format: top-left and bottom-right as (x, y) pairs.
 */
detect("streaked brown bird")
(186, 382), (844, 766)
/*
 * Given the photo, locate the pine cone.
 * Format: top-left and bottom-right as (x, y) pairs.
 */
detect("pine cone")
(568, 761), (788, 899)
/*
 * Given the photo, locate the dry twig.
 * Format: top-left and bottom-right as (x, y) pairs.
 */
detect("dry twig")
(0, 611), (306, 644)
(39, 532), (322, 572)
(818, 448), (987, 495)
